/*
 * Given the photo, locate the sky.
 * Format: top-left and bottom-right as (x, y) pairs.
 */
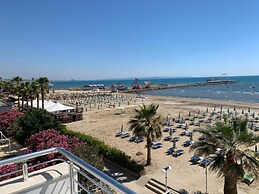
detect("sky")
(0, 0), (259, 80)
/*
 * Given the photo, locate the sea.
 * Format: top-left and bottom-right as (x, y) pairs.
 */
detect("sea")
(51, 75), (259, 104)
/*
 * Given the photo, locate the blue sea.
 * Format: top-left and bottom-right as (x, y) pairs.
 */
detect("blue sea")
(51, 76), (259, 104)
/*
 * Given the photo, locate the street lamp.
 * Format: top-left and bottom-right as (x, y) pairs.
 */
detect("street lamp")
(161, 166), (171, 192)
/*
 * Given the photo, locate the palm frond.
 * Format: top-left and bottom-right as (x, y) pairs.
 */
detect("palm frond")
(240, 151), (259, 179)
(209, 154), (225, 176)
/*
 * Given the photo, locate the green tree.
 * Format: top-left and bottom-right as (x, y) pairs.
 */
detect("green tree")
(11, 76), (23, 109)
(36, 77), (50, 109)
(190, 116), (259, 194)
(30, 81), (40, 109)
(19, 82), (31, 111)
(128, 103), (162, 165)
(9, 109), (64, 144)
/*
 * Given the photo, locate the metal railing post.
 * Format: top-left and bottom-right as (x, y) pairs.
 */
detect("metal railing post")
(69, 161), (74, 194)
(22, 162), (28, 181)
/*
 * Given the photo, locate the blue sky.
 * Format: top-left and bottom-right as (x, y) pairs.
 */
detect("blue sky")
(0, 0), (259, 80)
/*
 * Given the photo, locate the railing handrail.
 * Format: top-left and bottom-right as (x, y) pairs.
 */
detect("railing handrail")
(0, 147), (136, 194)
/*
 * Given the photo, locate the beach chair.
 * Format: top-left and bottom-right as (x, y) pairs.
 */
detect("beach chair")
(243, 173), (255, 185)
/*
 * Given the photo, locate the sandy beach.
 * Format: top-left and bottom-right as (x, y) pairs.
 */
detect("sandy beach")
(63, 92), (259, 194)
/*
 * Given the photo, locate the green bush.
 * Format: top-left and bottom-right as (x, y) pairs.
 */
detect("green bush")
(9, 109), (65, 144)
(62, 128), (145, 174)
(73, 145), (104, 171)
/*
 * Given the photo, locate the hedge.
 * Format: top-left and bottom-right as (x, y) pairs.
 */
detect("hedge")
(61, 128), (145, 175)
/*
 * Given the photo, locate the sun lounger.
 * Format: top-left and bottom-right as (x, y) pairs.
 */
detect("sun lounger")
(243, 173), (255, 185)
(173, 149), (184, 157)
(120, 131), (130, 138)
(135, 137), (144, 143)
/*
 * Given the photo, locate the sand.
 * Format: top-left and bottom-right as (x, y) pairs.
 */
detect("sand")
(64, 93), (259, 194)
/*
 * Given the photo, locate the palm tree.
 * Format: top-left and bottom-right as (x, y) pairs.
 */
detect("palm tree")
(36, 77), (50, 109)
(30, 81), (40, 109)
(190, 116), (259, 194)
(128, 103), (162, 165)
(19, 82), (31, 111)
(11, 76), (23, 109)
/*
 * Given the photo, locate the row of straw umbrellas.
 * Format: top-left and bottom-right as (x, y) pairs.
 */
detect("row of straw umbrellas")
(49, 92), (140, 111)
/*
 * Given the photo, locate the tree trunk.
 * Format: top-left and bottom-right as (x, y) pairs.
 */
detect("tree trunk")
(31, 99), (33, 109)
(21, 98), (24, 111)
(224, 175), (238, 194)
(146, 137), (152, 166)
(37, 94), (39, 109)
(41, 88), (44, 109)
(17, 96), (20, 110)
(26, 99), (29, 110)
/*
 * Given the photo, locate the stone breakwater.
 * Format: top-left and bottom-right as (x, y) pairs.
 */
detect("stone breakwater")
(127, 80), (237, 93)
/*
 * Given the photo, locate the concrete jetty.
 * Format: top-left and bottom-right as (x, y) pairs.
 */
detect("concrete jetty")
(127, 80), (237, 93)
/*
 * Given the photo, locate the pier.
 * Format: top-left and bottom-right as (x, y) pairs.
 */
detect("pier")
(126, 80), (237, 93)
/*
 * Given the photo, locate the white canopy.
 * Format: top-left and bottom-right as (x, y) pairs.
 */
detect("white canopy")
(23, 100), (74, 113)
(26, 100), (56, 109)
(47, 102), (74, 113)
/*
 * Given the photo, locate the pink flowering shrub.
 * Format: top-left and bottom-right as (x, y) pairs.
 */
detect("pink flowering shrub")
(0, 129), (86, 182)
(25, 129), (85, 170)
(0, 163), (21, 182)
(25, 129), (84, 154)
(0, 109), (23, 133)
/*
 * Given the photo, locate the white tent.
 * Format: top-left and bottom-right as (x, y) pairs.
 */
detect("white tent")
(26, 100), (56, 109)
(47, 102), (74, 113)
(23, 100), (74, 113)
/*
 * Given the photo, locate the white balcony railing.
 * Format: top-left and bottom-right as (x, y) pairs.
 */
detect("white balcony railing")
(0, 147), (136, 194)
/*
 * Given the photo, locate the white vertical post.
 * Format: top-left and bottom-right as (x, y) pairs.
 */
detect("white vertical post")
(8, 139), (11, 153)
(22, 162), (28, 181)
(69, 161), (74, 194)
(161, 166), (171, 193)
(165, 170), (168, 191)
(205, 165), (208, 194)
